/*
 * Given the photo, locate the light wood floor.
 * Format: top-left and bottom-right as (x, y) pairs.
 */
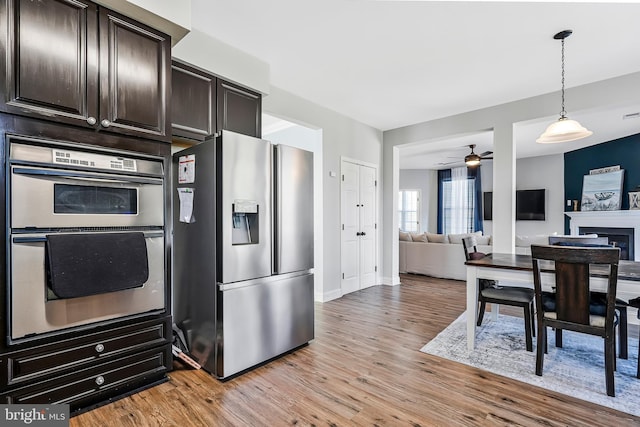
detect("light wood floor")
(71, 274), (640, 426)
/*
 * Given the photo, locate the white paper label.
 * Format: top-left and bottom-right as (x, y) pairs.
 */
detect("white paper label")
(178, 154), (195, 184)
(178, 188), (195, 223)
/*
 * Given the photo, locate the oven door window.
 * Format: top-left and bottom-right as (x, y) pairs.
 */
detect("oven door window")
(54, 184), (138, 214)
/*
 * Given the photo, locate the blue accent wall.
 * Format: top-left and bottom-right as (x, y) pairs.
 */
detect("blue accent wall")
(564, 133), (640, 232)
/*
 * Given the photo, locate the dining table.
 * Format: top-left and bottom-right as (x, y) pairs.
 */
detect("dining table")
(465, 252), (640, 351)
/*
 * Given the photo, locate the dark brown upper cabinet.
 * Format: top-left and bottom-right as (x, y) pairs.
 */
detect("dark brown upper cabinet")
(0, 0), (170, 142)
(171, 60), (215, 142)
(216, 79), (261, 138)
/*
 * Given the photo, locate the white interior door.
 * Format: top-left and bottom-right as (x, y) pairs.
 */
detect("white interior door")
(359, 164), (376, 289)
(341, 161), (360, 294)
(341, 160), (377, 295)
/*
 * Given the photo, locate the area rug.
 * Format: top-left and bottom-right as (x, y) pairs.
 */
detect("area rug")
(420, 312), (640, 417)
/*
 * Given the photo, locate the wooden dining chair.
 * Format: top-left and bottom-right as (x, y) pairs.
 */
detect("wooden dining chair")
(548, 235), (628, 359)
(530, 244), (620, 397)
(462, 236), (535, 352)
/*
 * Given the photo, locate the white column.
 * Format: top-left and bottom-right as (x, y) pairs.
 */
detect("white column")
(491, 123), (516, 253)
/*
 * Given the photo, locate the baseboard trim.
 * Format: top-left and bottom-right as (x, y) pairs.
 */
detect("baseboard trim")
(381, 276), (401, 286)
(315, 288), (342, 303)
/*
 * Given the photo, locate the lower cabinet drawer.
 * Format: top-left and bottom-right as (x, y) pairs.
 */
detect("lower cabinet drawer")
(4, 346), (170, 405)
(3, 316), (170, 386)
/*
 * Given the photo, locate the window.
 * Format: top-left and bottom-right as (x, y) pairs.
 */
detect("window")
(398, 189), (420, 232)
(439, 166), (482, 235)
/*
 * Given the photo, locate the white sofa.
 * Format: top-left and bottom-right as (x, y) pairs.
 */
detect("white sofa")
(399, 232), (564, 281)
(399, 232), (492, 281)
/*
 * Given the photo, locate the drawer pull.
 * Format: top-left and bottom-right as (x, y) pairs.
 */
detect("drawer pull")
(95, 344), (105, 353)
(95, 376), (105, 386)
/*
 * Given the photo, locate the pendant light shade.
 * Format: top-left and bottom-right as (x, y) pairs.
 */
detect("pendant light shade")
(537, 30), (592, 144)
(536, 117), (593, 144)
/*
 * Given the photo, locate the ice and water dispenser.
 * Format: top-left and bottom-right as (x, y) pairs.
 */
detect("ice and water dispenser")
(232, 199), (259, 245)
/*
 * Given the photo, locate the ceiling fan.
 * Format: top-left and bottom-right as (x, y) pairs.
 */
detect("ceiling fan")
(464, 144), (493, 166)
(437, 144), (493, 167)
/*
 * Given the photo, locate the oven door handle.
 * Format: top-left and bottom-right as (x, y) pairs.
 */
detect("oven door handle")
(12, 167), (162, 185)
(12, 236), (47, 243)
(12, 231), (164, 244)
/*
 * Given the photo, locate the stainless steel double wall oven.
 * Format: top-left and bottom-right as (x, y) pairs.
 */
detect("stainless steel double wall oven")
(7, 136), (166, 342)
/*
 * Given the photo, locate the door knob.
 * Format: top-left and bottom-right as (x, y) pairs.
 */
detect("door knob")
(86, 116), (97, 125)
(100, 119), (111, 128)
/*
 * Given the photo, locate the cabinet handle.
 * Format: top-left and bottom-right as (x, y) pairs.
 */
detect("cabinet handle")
(86, 116), (97, 125)
(361, 232), (366, 236)
(95, 375), (105, 386)
(95, 343), (105, 353)
(100, 119), (111, 128)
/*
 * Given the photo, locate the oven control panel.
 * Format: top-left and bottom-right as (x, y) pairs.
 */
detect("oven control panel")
(53, 149), (137, 172)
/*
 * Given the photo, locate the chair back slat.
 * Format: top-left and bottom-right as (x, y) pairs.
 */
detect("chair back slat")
(555, 261), (590, 325)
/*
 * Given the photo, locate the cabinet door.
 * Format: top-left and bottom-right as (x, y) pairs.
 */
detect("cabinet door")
(0, 0), (99, 127)
(98, 8), (170, 141)
(217, 79), (261, 138)
(171, 60), (216, 142)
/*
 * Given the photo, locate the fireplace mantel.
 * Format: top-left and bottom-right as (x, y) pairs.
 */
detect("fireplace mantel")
(566, 210), (640, 261)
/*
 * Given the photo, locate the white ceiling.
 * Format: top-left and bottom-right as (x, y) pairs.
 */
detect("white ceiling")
(190, 0), (640, 168)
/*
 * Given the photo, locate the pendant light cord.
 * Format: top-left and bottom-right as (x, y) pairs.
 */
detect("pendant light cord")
(560, 38), (566, 119)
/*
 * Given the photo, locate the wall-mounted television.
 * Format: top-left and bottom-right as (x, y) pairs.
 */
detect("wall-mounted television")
(516, 189), (545, 221)
(482, 189), (546, 221)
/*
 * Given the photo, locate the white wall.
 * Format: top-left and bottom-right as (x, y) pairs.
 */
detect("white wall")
(399, 169), (437, 232)
(481, 154), (564, 237)
(383, 71), (640, 284)
(263, 86), (383, 301)
(515, 154), (565, 236)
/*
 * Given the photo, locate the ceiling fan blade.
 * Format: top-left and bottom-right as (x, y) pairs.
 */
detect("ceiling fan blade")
(479, 151), (493, 157)
(437, 160), (461, 166)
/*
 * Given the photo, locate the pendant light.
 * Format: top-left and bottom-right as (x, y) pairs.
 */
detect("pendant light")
(536, 30), (593, 144)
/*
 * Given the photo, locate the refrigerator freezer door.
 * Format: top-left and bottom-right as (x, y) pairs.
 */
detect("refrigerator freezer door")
(219, 131), (272, 283)
(274, 145), (314, 274)
(217, 272), (314, 378)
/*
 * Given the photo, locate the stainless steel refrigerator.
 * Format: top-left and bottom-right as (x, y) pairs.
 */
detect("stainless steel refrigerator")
(172, 130), (314, 378)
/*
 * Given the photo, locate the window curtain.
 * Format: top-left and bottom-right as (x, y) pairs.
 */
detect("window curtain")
(450, 166), (470, 233)
(437, 169), (451, 233)
(467, 166), (484, 233)
(437, 166), (484, 234)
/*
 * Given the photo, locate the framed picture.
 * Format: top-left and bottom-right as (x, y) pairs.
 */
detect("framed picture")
(630, 191), (640, 210)
(580, 170), (624, 211)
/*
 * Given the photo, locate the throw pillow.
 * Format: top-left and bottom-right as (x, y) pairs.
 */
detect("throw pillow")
(448, 231), (482, 245)
(411, 233), (429, 242)
(476, 235), (491, 245)
(399, 231), (412, 241)
(411, 233), (427, 242)
(426, 233), (448, 243)
(516, 234), (553, 247)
